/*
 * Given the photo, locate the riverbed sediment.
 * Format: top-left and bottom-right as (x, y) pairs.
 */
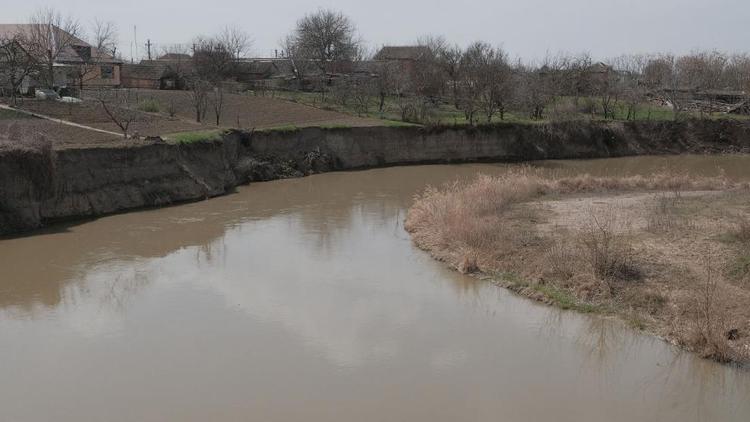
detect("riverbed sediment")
(1, 119), (749, 236)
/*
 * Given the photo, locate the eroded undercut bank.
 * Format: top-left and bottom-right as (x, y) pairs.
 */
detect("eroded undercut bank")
(1, 119), (749, 236)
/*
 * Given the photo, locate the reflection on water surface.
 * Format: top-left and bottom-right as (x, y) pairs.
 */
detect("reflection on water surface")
(1, 156), (749, 422)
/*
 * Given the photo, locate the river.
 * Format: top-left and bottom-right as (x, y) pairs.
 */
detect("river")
(1, 155), (749, 422)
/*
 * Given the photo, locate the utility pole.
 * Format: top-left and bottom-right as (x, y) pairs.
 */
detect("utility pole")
(145, 39), (152, 60)
(133, 26), (138, 61)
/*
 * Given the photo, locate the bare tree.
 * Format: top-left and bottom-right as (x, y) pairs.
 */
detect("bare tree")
(415, 35), (450, 100)
(515, 64), (551, 120)
(191, 36), (234, 125)
(724, 54), (750, 93)
(643, 54), (684, 119)
(439, 44), (463, 108)
(281, 34), (315, 90)
(218, 26), (252, 60)
(0, 30), (36, 105)
(330, 77), (352, 106)
(92, 20), (118, 56)
(567, 53), (594, 108)
(677, 51), (728, 116)
(187, 77), (210, 123)
(593, 68), (622, 120)
(209, 84), (224, 126)
(94, 89), (139, 138)
(70, 20), (119, 92)
(351, 78), (375, 116)
(26, 7), (81, 89)
(285, 9), (362, 96)
(611, 54), (648, 120)
(373, 60), (398, 114)
(479, 46), (514, 122)
(457, 42), (490, 125)
(391, 69), (418, 122)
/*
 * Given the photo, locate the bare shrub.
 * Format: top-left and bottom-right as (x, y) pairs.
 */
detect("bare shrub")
(545, 239), (581, 280)
(405, 172), (544, 271)
(624, 289), (667, 315)
(647, 193), (678, 232)
(690, 261), (734, 362)
(645, 192), (696, 233)
(579, 208), (642, 283)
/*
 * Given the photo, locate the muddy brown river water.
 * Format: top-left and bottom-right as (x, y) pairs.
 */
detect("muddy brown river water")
(1, 155), (750, 422)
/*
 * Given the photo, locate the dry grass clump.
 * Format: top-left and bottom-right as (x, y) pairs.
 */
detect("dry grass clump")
(406, 169), (750, 365)
(545, 239), (580, 280)
(406, 168), (737, 274)
(405, 172), (543, 271)
(682, 263), (745, 363)
(645, 192), (698, 233)
(579, 210), (642, 283)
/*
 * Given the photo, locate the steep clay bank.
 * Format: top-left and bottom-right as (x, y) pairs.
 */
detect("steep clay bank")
(1, 119), (749, 236)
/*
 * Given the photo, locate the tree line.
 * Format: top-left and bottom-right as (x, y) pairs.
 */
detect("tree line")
(272, 9), (750, 124)
(2, 7), (750, 126)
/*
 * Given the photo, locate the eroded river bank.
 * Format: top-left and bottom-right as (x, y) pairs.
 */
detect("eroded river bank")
(1, 156), (750, 421)
(2, 119), (750, 236)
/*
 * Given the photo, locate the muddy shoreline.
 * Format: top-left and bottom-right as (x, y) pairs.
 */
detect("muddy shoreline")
(1, 119), (749, 236)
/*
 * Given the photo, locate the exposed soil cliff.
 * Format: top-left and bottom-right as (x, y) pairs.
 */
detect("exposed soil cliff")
(1, 119), (748, 236)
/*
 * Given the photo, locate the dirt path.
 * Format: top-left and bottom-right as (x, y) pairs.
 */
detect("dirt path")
(531, 191), (722, 233)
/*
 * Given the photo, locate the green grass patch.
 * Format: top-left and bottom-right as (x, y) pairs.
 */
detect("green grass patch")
(273, 89), (750, 126)
(379, 119), (421, 127)
(728, 253), (750, 281)
(318, 123), (352, 130)
(257, 124), (300, 133)
(0, 108), (31, 120)
(138, 99), (161, 113)
(493, 271), (601, 313)
(164, 129), (225, 144)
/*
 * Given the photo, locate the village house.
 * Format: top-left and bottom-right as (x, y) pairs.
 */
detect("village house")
(374, 45), (430, 73)
(121, 53), (193, 90)
(0, 23), (122, 94)
(120, 63), (171, 90)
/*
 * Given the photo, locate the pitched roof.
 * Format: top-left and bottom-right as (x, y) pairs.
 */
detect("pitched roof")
(0, 23), (121, 64)
(374, 46), (430, 61)
(157, 53), (192, 61)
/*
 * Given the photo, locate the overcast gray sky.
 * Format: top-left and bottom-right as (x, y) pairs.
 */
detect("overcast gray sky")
(3, 0), (748, 61)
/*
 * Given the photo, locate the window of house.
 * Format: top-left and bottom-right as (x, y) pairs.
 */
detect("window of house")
(100, 65), (114, 79)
